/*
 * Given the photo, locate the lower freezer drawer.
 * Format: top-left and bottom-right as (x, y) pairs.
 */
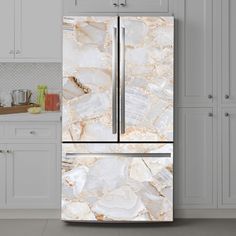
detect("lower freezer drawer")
(62, 144), (173, 222)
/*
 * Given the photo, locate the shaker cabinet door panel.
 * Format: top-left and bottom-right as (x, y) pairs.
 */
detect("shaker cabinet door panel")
(6, 144), (59, 208)
(120, 17), (174, 142)
(222, 109), (236, 206)
(176, 0), (214, 105)
(0, 145), (6, 207)
(14, 0), (61, 61)
(222, 0), (236, 104)
(0, 0), (15, 61)
(175, 108), (214, 208)
(64, 0), (119, 14)
(63, 17), (118, 142)
(118, 0), (169, 13)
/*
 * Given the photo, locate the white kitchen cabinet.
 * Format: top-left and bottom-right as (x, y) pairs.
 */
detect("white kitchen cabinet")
(64, 0), (119, 14)
(175, 0), (214, 106)
(0, 146), (6, 208)
(222, 0), (236, 104)
(0, 0), (15, 61)
(118, 0), (169, 13)
(63, 0), (171, 14)
(14, 0), (62, 62)
(221, 108), (236, 207)
(0, 0), (62, 62)
(6, 143), (59, 208)
(0, 120), (61, 210)
(175, 108), (215, 208)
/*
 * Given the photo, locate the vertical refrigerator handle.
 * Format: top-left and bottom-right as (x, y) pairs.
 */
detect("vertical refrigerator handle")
(121, 27), (126, 134)
(112, 27), (117, 134)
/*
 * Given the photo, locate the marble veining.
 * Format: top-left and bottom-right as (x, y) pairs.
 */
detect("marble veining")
(62, 144), (173, 222)
(63, 16), (173, 142)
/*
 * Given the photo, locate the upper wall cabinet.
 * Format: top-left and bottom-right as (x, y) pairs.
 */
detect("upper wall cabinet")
(222, 0), (236, 104)
(0, 0), (62, 62)
(175, 0), (214, 106)
(0, 0), (15, 61)
(64, 0), (170, 15)
(64, 0), (119, 14)
(117, 0), (169, 13)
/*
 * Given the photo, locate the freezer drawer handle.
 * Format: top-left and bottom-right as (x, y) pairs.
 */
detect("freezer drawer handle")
(112, 27), (118, 134)
(66, 153), (172, 158)
(121, 27), (126, 134)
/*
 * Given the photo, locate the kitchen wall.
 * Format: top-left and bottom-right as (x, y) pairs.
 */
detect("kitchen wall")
(0, 63), (62, 103)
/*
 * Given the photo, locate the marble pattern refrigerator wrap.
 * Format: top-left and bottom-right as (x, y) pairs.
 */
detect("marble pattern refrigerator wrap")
(62, 16), (174, 222)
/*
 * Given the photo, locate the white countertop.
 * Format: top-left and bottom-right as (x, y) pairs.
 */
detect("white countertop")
(0, 112), (61, 122)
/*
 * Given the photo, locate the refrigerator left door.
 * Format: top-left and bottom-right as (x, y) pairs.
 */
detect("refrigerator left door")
(63, 16), (118, 142)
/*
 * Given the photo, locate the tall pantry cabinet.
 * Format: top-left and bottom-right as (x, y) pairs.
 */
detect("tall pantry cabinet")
(175, 0), (236, 212)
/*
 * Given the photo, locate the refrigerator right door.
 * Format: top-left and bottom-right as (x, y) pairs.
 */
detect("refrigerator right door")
(120, 17), (174, 142)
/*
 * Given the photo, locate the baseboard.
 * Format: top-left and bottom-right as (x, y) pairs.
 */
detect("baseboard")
(1, 209), (236, 219)
(0, 209), (60, 219)
(175, 209), (236, 219)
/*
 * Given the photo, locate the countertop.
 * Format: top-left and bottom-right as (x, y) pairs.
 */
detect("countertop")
(0, 112), (61, 122)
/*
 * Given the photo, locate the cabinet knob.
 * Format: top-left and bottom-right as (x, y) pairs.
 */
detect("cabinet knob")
(225, 95), (230, 99)
(225, 112), (230, 117)
(30, 131), (36, 135)
(15, 50), (21, 54)
(6, 150), (11, 154)
(120, 3), (126, 7)
(208, 113), (213, 117)
(208, 95), (213, 99)
(9, 50), (14, 54)
(113, 3), (118, 7)
(0, 150), (4, 154)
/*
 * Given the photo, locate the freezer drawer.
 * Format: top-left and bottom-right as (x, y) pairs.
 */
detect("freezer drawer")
(62, 145), (173, 222)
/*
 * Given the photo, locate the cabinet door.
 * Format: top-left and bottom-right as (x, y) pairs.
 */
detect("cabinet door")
(118, 0), (169, 13)
(14, 0), (61, 62)
(175, 108), (214, 208)
(120, 17), (174, 142)
(64, 0), (119, 14)
(0, 145), (6, 207)
(175, 0), (214, 106)
(222, 0), (236, 104)
(6, 144), (59, 208)
(63, 16), (118, 142)
(222, 109), (236, 206)
(0, 0), (15, 61)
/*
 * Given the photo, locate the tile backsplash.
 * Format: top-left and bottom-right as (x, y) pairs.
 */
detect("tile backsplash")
(0, 63), (62, 103)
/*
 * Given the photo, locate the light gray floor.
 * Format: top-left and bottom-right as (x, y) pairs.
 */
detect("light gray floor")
(0, 219), (236, 236)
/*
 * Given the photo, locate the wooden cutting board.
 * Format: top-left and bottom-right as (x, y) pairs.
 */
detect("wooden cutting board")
(0, 104), (40, 115)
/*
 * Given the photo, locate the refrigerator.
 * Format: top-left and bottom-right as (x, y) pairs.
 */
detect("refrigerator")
(62, 16), (174, 222)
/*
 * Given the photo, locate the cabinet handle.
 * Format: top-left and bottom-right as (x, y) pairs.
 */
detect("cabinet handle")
(208, 113), (213, 117)
(0, 150), (4, 154)
(113, 3), (118, 7)
(225, 112), (230, 117)
(6, 150), (12, 154)
(9, 50), (14, 54)
(208, 95), (213, 99)
(75, 0), (78, 6)
(225, 95), (229, 99)
(15, 50), (21, 54)
(30, 131), (36, 135)
(120, 3), (126, 6)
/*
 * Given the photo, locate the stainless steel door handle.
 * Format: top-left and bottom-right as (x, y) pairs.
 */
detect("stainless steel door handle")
(112, 27), (118, 134)
(75, 0), (78, 6)
(120, 27), (126, 134)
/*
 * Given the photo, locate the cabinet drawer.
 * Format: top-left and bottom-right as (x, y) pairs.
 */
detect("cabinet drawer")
(7, 124), (57, 139)
(119, 0), (169, 13)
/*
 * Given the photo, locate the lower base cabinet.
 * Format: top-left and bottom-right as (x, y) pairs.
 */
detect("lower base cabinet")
(221, 108), (236, 207)
(175, 108), (215, 208)
(5, 144), (59, 208)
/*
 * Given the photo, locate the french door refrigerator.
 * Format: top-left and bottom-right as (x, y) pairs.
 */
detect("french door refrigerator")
(62, 16), (174, 222)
